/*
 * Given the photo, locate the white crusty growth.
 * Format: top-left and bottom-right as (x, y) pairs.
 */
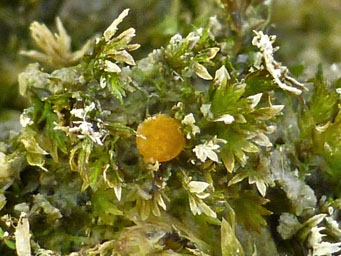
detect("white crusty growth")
(182, 113), (200, 139)
(193, 136), (226, 163)
(55, 102), (106, 146)
(20, 17), (91, 67)
(15, 213), (31, 256)
(252, 31), (307, 95)
(100, 9), (139, 76)
(104, 9), (130, 42)
(183, 176), (216, 218)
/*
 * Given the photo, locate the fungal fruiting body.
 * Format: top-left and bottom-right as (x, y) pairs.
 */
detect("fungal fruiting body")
(136, 114), (185, 163)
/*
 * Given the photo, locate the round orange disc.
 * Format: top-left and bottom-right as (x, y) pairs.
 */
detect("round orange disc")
(136, 114), (185, 163)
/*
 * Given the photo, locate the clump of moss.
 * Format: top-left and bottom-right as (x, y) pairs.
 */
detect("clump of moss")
(0, 1), (341, 256)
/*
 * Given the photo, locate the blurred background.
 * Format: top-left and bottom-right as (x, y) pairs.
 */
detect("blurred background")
(0, 0), (340, 116)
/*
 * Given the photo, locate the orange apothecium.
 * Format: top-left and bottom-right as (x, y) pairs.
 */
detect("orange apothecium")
(136, 114), (185, 163)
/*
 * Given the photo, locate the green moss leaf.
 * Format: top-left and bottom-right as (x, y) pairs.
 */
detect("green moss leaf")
(4, 238), (16, 250)
(107, 74), (126, 104)
(229, 190), (272, 232)
(310, 81), (338, 124)
(92, 188), (123, 226)
(244, 70), (277, 96)
(221, 218), (245, 256)
(211, 82), (247, 117)
(219, 128), (254, 171)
